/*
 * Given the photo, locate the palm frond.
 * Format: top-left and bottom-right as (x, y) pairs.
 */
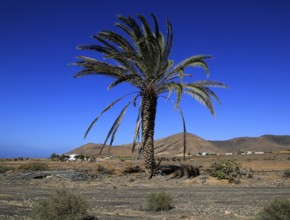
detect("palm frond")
(87, 36), (140, 75)
(138, 15), (162, 70)
(133, 93), (140, 107)
(84, 93), (133, 139)
(177, 107), (187, 160)
(194, 80), (229, 88)
(160, 96), (187, 159)
(138, 14), (155, 40)
(92, 35), (118, 51)
(77, 44), (111, 53)
(132, 105), (142, 153)
(117, 15), (143, 41)
(117, 15), (147, 58)
(187, 81), (228, 104)
(100, 100), (132, 154)
(184, 89), (215, 115)
(161, 17), (173, 63)
(165, 55), (212, 83)
(160, 82), (183, 109)
(73, 56), (125, 78)
(108, 74), (142, 89)
(174, 83), (183, 109)
(98, 31), (136, 56)
(151, 13), (161, 41)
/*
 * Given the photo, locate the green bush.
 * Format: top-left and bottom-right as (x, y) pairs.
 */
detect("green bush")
(210, 159), (252, 183)
(144, 191), (173, 212)
(255, 198), (290, 220)
(283, 169), (290, 178)
(18, 162), (49, 171)
(31, 190), (90, 220)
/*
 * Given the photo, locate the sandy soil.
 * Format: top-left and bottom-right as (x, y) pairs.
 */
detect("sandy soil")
(0, 154), (290, 220)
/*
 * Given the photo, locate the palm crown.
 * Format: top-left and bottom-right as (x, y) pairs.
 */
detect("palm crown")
(73, 14), (228, 175)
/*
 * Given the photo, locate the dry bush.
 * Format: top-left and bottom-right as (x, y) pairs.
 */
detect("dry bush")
(255, 198), (290, 220)
(31, 190), (90, 220)
(283, 169), (290, 178)
(144, 191), (173, 212)
(121, 165), (144, 174)
(96, 164), (114, 175)
(0, 165), (11, 173)
(18, 162), (49, 171)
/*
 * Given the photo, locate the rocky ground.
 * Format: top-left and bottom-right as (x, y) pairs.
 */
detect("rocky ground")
(0, 154), (289, 220)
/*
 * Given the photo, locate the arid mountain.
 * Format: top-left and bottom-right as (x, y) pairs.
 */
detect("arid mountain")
(68, 133), (290, 157)
(209, 135), (290, 153)
(154, 133), (223, 156)
(68, 133), (222, 157)
(261, 135), (290, 146)
(67, 143), (132, 157)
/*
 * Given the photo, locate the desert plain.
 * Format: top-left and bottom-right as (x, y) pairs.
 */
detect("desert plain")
(0, 152), (290, 220)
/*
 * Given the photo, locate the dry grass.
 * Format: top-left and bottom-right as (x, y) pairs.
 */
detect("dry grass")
(1, 153), (290, 182)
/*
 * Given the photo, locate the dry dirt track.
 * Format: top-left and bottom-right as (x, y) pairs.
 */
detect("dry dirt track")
(0, 174), (290, 220)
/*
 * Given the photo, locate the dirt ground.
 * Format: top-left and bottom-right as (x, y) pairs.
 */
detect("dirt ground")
(0, 154), (290, 220)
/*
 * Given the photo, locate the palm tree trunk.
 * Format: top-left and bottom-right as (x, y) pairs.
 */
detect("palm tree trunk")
(141, 90), (157, 174)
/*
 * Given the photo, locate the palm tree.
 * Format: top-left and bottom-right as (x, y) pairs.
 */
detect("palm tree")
(72, 14), (228, 176)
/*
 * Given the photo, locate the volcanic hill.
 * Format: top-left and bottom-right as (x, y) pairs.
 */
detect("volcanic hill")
(68, 133), (290, 157)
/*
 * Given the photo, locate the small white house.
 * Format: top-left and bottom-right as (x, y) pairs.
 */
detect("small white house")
(225, 152), (233, 156)
(65, 154), (79, 161)
(254, 152), (265, 155)
(197, 152), (216, 156)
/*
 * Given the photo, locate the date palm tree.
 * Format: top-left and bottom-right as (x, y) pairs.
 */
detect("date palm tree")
(73, 14), (228, 177)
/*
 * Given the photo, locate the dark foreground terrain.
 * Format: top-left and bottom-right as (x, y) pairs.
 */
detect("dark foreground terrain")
(0, 154), (290, 219)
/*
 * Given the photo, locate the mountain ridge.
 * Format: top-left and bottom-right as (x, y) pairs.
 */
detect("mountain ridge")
(68, 133), (290, 156)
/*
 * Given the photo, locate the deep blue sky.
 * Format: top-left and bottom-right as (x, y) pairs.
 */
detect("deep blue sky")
(1, 0), (290, 158)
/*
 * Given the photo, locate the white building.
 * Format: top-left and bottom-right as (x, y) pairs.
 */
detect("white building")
(65, 154), (79, 161)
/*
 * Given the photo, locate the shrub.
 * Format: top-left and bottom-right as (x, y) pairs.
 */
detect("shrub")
(14, 157), (24, 161)
(210, 159), (252, 183)
(144, 191), (173, 212)
(96, 164), (114, 175)
(18, 162), (49, 171)
(0, 165), (11, 173)
(31, 190), (90, 220)
(255, 198), (290, 220)
(50, 153), (60, 161)
(89, 156), (96, 162)
(283, 169), (290, 178)
(121, 165), (144, 174)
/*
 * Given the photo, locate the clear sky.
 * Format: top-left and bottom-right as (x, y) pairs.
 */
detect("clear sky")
(1, 0), (290, 158)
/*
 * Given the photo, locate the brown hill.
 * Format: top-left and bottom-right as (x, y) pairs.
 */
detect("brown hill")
(67, 143), (132, 157)
(68, 133), (290, 157)
(68, 133), (223, 157)
(154, 133), (223, 156)
(209, 135), (290, 153)
(261, 135), (290, 146)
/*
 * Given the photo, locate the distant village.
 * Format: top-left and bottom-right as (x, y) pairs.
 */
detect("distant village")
(196, 151), (267, 156)
(52, 150), (274, 162)
(50, 153), (116, 162)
